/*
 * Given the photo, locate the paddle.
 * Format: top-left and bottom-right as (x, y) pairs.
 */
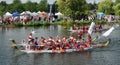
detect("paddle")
(92, 36), (98, 42)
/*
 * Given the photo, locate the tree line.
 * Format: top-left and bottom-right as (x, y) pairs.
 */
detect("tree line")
(0, 0), (49, 15)
(0, 0), (120, 20)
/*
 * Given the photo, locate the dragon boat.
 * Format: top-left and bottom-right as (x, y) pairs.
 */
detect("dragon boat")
(9, 37), (110, 54)
(10, 22), (115, 54)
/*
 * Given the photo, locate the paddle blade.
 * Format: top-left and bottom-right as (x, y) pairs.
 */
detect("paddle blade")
(92, 36), (98, 42)
(102, 27), (114, 37)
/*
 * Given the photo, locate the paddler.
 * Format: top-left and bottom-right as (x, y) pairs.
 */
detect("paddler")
(61, 36), (67, 49)
(27, 33), (33, 44)
(66, 36), (76, 49)
(86, 33), (92, 47)
(39, 37), (47, 50)
(40, 37), (47, 46)
(81, 33), (91, 47)
(78, 31), (83, 39)
(48, 37), (56, 50)
(34, 37), (39, 50)
(55, 36), (61, 50)
(56, 35), (61, 43)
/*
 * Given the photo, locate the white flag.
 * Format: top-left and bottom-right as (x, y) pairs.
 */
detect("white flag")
(102, 27), (114, 37)
(88, 22), (95, 35)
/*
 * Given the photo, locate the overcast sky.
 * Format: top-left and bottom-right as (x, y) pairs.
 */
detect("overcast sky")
(0, 0), (102, 4)
(0, 0), (41, 4)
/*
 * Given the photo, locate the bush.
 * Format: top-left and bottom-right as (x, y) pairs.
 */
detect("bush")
(57, 20), (74, 26)
(43, 22), (50, 26)
(14, 22), (23, 27)
(24, 22), (42, 27)
(77, 21), (91, 26)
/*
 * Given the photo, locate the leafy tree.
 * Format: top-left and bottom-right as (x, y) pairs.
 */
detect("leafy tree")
(0, 1), (7, 15)
(115, 0), (120, 4)
(10, 3), (25, 12)
(57, 0), (89, 20)
(37, 0), (48, 12)
(8, 0), (25, 12)
(0, 0), (49, 14)
(24, 1), (37, 12)
(88, 3), (97, 10)
(0, 4), (5, 15)
(113, 3), (120, 16)
(98, 0), (114, 15)
(56, 0), (65, 15)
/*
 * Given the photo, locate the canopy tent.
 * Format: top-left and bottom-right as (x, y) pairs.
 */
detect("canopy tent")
(4, 12), (12, 17)
(97, 12), (104, 17)
(26, 11), (31, 14)
(55, 12), (63, 19)
(20, 11), (31, 15)
(40, 11), (47, 15)
(37, 11), (41, 14)
(31, 12), (38, 16)
(20, 12), (26, 15)
(55, 12), (63, 16)
(12, 12), (20, 17)
(39, 11), (47, 17)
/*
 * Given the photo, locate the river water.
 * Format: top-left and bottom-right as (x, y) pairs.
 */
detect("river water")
(0, 25), (120, 65)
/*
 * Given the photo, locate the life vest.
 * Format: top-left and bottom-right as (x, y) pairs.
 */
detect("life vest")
(81, 43), (87, 47)
(66, 42), (73, 48)
(32, 41), (35, 45)
(75, 42), (79, 47)
(86, 43), (90, 47)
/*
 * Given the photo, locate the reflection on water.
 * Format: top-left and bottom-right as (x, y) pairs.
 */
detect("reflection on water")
(0, 25), (120, 65)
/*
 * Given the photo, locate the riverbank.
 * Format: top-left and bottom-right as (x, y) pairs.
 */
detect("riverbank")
(0, 20), (119, 27)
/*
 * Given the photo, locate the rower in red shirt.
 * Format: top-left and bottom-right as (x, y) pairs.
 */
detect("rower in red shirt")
(40, 37), (47, 46)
